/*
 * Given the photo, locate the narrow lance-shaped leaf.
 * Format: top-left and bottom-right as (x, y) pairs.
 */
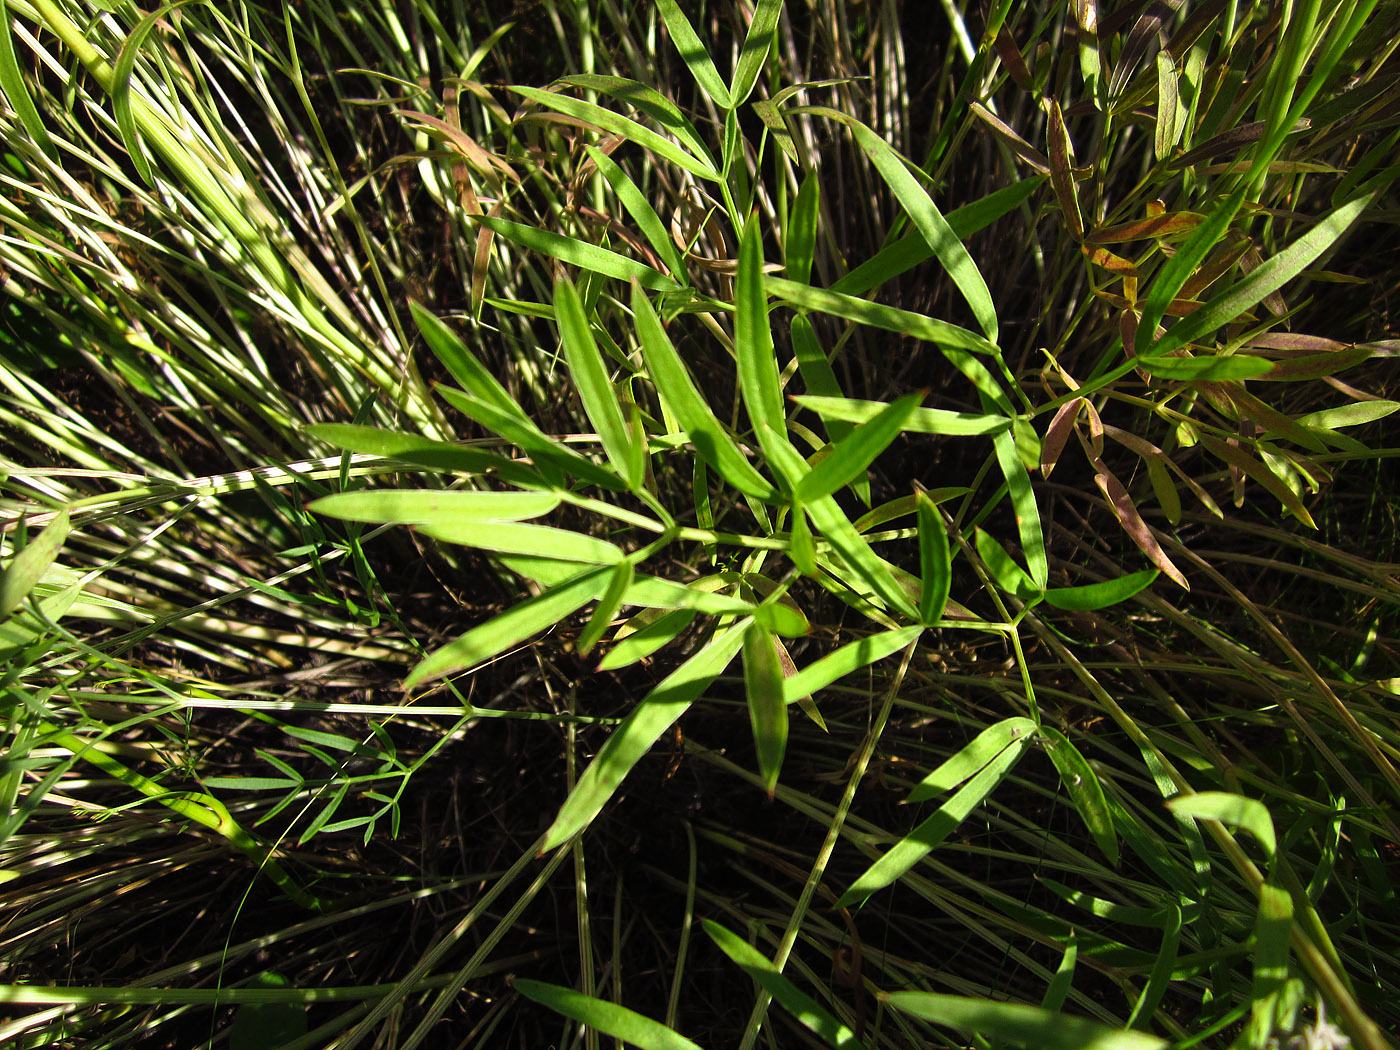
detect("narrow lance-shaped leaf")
(411, 302), (527, 420)
(737, 217), (794, 482)
(1166, 791), (1277, 859)
(305, 423), (546, 489)
(848, 119), (999, 343)
(631, 281), (777, 500)
(417, 521), (625, 565)
(555, 274), (644, 489)
(514, 980), (703, 1050)
(1149, 193), (1373, 359)
(111, 4), (174, 186)
(0, 0), (56, 159)
(406, 566), (612, 689)
(1043, 569), (1157, 611)
(907, 717), (1037, 803)
(1248, 878), (1295, 1048)
(994, 428), (1048, 590)
(541, 622), (748, 851)
(0, 509), (70, 620)
(703, 921), (862, 1050)
(836, 733), (1030, 907)
(975, 528), (1038, 603)
(744, 621), (788, 798)
(881, 993), (1168, 1050)
(794, 391), (923, 503)
(769, 276), (996, 354)
(730, 0), (784, 107)
(308, 489), (561, 526)
(783, 626), (922, 704)
(584, 145), (688, 282)
(656, 0), (732, 108)
(482, 216), (679, 291)
(785, 171), (820, 284)
(1039, 727), (1119, 864)
(916, 489), (951, 625)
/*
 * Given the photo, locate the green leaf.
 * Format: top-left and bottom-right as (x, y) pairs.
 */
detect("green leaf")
(1150, 195), (1372, 359)
(730, 0), (784, 107)
(229, 972), (308, 1050)
(916, 490), (951, 625)
(513, 980), (703, 1050)
(768, 277), (996, 355)
(831, 177), (1046, 298)
(308, 489), (561, 527)
(306, 423), (545, 488)
(994, 428), (1048, 590)
(559, 75), (717, 169)
(578, 558), (636, 657)
(782, 626), (922, 703)
(907, 717), (1037, 803)
(836, 733), (1030, 907)
(542, 624), (747, 850)
(785, 171), (820, 284)
(1039, 727), (1119, 865)
(555, 274), (643, 488)
(631, 282), (777, 500)
(744, 622), (788, 797)
(974, 528), (1039, 603)
(1166, 791), (1277, 859)
(1137, 354), (1273, 381)
(406, 566), (612, 689)
(112, 3), (178, 186)
(585, 145), (688, 282)
(656, 0), (732, 108)
(793, 395), (1008, 437)
(702, 921), (861, 1050)
(1249, 878), (1295, 1048)
(795, 392), (922, 502)
(510, 85), (720, 180)
(1296, 399), (1400, 429)
(754, 599), (809, 638)
(1, 509), (70, 620)
(418, 521), (624, 564)
(766, 430), (918, 619)
(1043, 569), (1158, 611)
(881, 993), (1168, 1050)
(0, 0), (55, 159)
(411, 302), (526, 420)
(737, 218), (794, 479)
(480, 216), (680, 291)
(436, 385), (625, 491)
(847, 121), (998, 343)
(598, 608), (696, 670)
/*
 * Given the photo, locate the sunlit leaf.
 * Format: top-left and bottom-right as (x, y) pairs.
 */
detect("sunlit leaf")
(514, 980), (702, 1050)
(882, 993), (1168, 1050)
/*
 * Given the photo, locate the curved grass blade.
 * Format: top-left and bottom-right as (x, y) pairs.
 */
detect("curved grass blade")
(994, 428), (1048, 590)
(1248, 879), (1295, 1048)
(881, 993), (1168, 1050)
(514, 979), (703, 1050)
(974, 528), (1039, 603)
(555, 274), (643, 489)
(702, 921), (861, 1050)
(1126, 905), (1180, 1029)
(789, 316), (849, 433)
(541, 622), (748, 851)
(308, 489), (560, 526)
(916, 490), (951, 625)
(437, 385), (625, 491)
(631, 281), (777, 500)
(1, 509), (70, 620)
(562, 74), (717, 171)
(744, 621), (788, 797)
(406, 566), (612, 689)
(112, 3), (188, 186)
(1043, 569), (1157, 611)
(737, 218), (793, 478)
(837, 731), (1030, 908)
(785, 171), (820, 284)
(793, 395), (1008, 437)
(794, 391), (922, 502)
(1165, 791), (1277, 859)
(417, 521), (624, 564)
(480, 216), (679, 291)
(768, 277), (996, 354)
(657, 0), (732, 108)
(510, 85), (719, 180)
(846, 121), (998, 343)
(0, 0), (55, 159)
(730, 0), (784, 107)
(1039, 727), (1118, 864)
(585, 145), (688, 282)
